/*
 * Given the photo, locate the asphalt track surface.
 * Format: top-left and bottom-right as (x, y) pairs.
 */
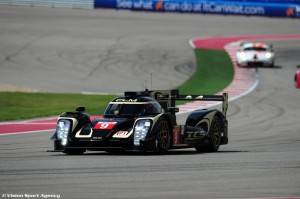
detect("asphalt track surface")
(1, 5), (300, 199)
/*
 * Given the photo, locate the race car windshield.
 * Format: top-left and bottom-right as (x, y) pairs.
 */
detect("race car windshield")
(243, 47), (268, 51)
(104, 103), (162, 117)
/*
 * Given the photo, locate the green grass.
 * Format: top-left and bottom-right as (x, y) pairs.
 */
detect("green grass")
(178, 49), (234, 95)
(0, 49), (233, 121)
(0, 93), (117, 121)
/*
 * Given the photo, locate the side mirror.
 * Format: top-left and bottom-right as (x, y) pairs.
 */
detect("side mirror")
(76, 106), (85, 113)
(168, 107), (179, 114)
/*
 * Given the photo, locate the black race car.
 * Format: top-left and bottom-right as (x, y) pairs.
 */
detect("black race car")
(48, 90), (228, 154)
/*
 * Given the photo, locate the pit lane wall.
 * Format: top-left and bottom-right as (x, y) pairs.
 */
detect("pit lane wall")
(96, 0), (300, 18)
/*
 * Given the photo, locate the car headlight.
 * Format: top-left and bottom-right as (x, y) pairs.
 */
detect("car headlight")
(56, 120), (71, 146)
(239, 52), (246, 58)
(134, 120), (151, 146)
(265, 52), (272, 59)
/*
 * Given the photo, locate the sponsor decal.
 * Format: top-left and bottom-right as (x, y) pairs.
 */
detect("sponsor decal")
(116, 131), (129, 136)
(253, 43), (265, 49)
(286, 7), (295, 17)
(186, 131), (205, 139)
(155, 0), (163, 11)
(113, 130), (132, 138)
(93, 137), (103, 140)
(93, 122), (117, 130)
(173, 125), (181, 144)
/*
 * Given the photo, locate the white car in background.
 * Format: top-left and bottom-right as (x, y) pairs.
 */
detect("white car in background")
(236, 42), (275, 67)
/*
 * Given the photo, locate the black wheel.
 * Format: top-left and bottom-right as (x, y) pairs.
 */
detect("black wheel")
(64, 149), (86, 155)
(156, 118), (171, 153)
(196, 116), (222, 152)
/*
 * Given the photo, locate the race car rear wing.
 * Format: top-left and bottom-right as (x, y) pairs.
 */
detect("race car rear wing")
(124, 90), (228, 118)
(176, 93), (228, 117)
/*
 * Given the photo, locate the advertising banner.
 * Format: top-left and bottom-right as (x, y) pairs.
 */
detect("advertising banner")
(94, 0), (300, 18)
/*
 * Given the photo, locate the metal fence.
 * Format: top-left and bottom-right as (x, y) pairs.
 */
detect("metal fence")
(0, 0), (94, 9)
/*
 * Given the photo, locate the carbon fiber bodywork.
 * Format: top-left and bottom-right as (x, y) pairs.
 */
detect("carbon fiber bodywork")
(49, 90), (228, 154)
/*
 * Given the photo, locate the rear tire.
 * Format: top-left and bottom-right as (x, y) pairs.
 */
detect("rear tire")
(195, 116), (221, 152)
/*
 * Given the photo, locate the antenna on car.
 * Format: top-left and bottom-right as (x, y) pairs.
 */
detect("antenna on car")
(142, 73), (153, 90)
(150, 73), (152, 90)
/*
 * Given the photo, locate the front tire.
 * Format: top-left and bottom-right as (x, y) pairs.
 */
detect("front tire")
(156, 118), (171, 153)
(196, 116), (222, 152)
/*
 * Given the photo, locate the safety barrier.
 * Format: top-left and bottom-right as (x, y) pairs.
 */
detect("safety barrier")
(0, 0), (299, 18)
(94, 0), (300, 18)
(0, 0), (94, 9)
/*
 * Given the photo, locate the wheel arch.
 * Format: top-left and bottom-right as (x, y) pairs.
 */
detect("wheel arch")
(186, 109), (228, 145)
(149, 114), (173, 152)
